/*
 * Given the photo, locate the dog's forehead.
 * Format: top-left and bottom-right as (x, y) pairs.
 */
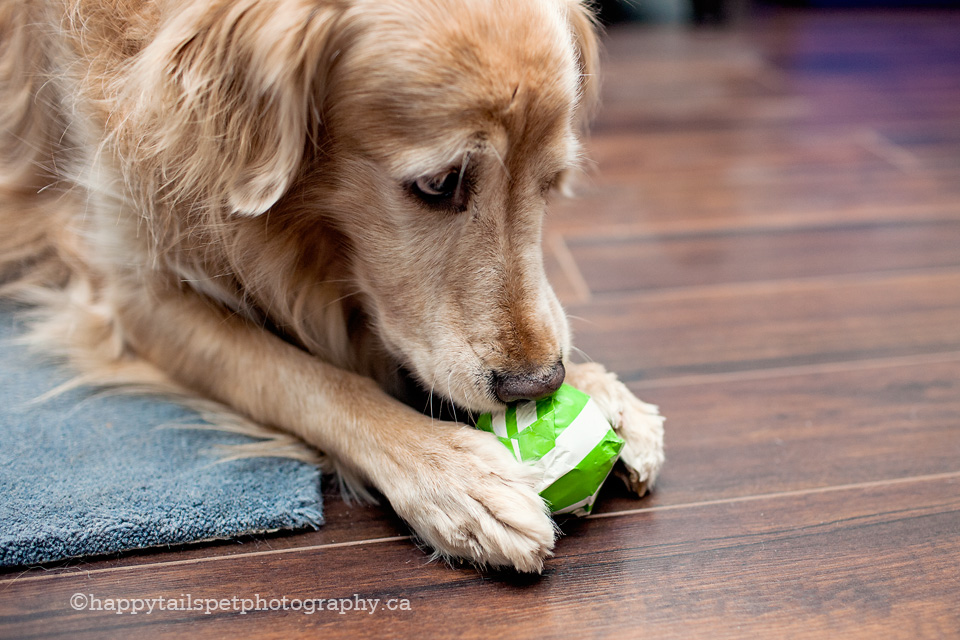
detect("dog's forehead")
(330, 0), (582, 174)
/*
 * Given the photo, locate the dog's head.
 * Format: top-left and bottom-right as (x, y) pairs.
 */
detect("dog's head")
(128, 0), (599, 414)
(315, 0), (600, 413)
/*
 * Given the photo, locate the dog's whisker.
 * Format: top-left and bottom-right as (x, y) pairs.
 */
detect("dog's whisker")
(570, 345), (594, 363)
(456, 152), (470, 199)
(446, 371), (459, 425)
(489, 145), (511, 180)
(425, 368), (438, 424)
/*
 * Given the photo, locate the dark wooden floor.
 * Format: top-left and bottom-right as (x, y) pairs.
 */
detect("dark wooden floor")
(3, 9), (960, 639)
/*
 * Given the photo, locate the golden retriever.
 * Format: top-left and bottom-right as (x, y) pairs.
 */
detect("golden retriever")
(0, 0), (664, 572)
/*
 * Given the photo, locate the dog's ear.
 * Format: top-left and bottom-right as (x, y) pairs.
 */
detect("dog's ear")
(121, 0), (345, 216)
(564, 0), (601, 128)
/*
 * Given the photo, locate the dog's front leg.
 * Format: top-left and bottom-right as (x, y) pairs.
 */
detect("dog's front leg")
(564, 362), (665, 496)
(115, 285), (555, 571)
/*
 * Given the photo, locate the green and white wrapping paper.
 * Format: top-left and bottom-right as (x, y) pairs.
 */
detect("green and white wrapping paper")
(475, 384), (623, 516)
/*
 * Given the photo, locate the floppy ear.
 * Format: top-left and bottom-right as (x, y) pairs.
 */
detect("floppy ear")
(564, 0), (601, 128)
(121, 0), (344, 216)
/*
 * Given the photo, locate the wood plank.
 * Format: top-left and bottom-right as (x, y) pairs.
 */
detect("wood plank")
(548, 170), (960, 236)
(747, 13), (960, 130)
(567, 271), (960, 382)
(591, 27), (805, 133)
(546, 132), (960, 236)
(877, 125), (960, 172)
(582, 129), (892, 178)
(598, 358), (960, 512)
(594, 14), (960, 131)
(568, 220), (960, 294)
(789, 91), (960, 130)
(746, 11), (960, 55)
(543, 233), (591, 304)
(2, 478), (957, 639)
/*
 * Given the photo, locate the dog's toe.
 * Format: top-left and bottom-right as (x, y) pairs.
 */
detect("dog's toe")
(615, 395), (665, 495)
(565, 362), (665, 496)
(387, 426), (556, 573)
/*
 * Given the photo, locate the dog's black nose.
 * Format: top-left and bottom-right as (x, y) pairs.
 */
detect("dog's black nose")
(493, 361), (565, 404)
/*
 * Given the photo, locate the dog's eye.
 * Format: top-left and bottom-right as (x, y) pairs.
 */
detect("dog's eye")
(412, 170), (461, 200)
(409, 169), (470, 212)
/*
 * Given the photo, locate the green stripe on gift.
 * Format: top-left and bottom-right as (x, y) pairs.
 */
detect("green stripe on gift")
(516, 415), (558, 459)
(514, 385), (593, 460)
(538, 426), (624, 514)
(537, 385), (590, 437)
(474, 412), (510, 450)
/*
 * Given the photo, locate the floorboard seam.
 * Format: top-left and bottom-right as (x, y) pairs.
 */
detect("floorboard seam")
(588, 470), (960, 521)
(553, 204), (960, 242)
(0, 535), (413, 587)
(4, 471), (959, 586)
(584, 266), (960, 305)
(626, 350), (960, 389)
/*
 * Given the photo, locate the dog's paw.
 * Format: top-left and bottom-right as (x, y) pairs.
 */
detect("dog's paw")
(565, 362), (665, 496)
(382, 425), (556, 573)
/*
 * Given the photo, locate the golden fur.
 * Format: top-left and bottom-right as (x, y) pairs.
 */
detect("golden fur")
(0, 0), (664, 572)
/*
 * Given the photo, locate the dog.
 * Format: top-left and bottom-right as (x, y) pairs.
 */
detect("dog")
(0, 0), (664, 572)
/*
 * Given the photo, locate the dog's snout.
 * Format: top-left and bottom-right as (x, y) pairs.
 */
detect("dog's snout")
(493, 361), (565, 404)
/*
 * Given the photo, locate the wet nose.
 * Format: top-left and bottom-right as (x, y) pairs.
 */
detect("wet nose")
(493, 361), (566, 404)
